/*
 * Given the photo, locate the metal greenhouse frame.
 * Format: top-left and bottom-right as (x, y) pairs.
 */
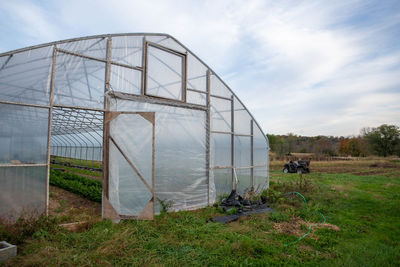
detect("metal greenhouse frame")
(0, 33), (269, 222)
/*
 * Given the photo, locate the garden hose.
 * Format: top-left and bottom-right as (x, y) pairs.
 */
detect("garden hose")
(283, 192), (326, 247)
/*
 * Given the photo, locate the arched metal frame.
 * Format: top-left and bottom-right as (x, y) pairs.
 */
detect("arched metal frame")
(50, 107), (103, 170)
(0, 33), (269, 220)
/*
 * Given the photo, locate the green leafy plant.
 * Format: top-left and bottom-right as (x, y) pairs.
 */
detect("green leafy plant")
(50, 169), (102, 202)
(157, 198), (174, 214)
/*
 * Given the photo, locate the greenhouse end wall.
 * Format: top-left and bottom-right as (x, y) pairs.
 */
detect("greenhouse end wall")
(0, 33), (269, 221)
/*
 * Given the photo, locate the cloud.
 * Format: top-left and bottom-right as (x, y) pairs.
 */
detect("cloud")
(0, 0), (399, 136)
(0, 0), (60, 46)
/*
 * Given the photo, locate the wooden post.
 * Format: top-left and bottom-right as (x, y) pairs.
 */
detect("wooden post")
(102, 37), (112, 218)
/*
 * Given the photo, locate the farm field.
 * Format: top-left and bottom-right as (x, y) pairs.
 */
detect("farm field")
(1, 158), (399, 266)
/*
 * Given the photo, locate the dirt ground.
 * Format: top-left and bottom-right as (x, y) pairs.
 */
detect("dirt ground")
(49, 185), (101, 223)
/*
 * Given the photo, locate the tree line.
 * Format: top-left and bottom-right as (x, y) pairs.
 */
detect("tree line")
(267, 124), (400, 157)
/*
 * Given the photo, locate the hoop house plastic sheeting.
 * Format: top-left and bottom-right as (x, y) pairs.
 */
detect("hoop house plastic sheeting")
(0, 33), (269, 221)
(0, 104), (48, 221)
(110, 100), (207, 213)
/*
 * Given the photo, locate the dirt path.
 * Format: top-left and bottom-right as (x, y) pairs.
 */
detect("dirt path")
(49, 185), (101, 223)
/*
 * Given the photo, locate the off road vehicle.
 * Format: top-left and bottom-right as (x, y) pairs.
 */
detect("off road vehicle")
(283, 160), (310, 174)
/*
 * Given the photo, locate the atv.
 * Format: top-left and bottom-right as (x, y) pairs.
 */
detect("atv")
(283, 160), (310, 174)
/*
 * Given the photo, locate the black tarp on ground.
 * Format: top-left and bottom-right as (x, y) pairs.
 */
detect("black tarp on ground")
(211, 203), (273, 223)
(210, 190), (273, 224)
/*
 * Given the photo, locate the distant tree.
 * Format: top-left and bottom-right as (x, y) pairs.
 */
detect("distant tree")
(314, 137), (336, 156)
(362, 124), (400, 157)
(286, 133), (297, 154)
(266, 134), (286, 156)
(266, 134), (276, 150)
(339, 137), (364, 157)
(299, 148), (307, 153)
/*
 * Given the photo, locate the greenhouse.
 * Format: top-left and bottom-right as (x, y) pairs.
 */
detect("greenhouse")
(0, 33), (269, 221)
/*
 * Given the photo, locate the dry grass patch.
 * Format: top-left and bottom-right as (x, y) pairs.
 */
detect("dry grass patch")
(273, 217), (340, 239)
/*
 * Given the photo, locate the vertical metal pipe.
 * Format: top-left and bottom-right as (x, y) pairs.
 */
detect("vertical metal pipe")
(151, 113), (155, 216)
(141, 37), (147, 96)
(231, 95), (235, 190)
(182, 53), (187, 102)
(45, 45), (57, 215)
(250, 119), (254, 191)
(206, 69), (211, 204)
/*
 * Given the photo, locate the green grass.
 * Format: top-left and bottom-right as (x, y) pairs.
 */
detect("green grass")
(2, 163), (400, 266)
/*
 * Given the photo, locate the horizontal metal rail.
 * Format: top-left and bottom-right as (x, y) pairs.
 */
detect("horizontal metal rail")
(0, 99), (50, 109)
(210, 94), (233, 101)
(110, 91), (207, 111)
(211, 130), (253, 137)
(0, 163), (48, 167)
(212, 164), (267, 170)
(57, 48), (143, 71)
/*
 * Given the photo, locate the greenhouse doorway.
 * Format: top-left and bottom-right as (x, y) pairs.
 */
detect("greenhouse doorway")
(49, 107), (104, 220)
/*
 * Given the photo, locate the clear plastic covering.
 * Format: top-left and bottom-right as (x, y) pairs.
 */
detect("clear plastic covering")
(212, 168), (232, 197)
(50, 107), (103, 163)
(187, 53), (207, 92)
(210, 133), (231, 167)
(236, 169), (252, 194)
(53, 52), (106, 108)
(211, 96), (231, 132)
(253, 125), (269, 193)
(186, 90), (207, 106)
(210, 74), (232, 98)
(0, 166), (46, 221)
(253, 125), (269, 166)
(146, 45), (184, 100)
(254, 167), (268, 194)
(0, 56), (7, 67)
(234, 97), (252, 135)
(111, 99), (207, 212)
(110, 114), (152, 187)
(111, 36), (143, 67)
(0, 46), (53, 105)
(234, 136), (251, 167)
(58, 38), (107, 59)
(0, 33), (270, 220)
(0, 103), (49, 164)
(146, 36), (186, 54)
(51, 132), (103, 162)
(109, 131), (152, 216)
(110, 64), (141, 95)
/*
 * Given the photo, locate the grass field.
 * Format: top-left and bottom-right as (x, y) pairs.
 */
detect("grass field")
(1, 158), (399, 266)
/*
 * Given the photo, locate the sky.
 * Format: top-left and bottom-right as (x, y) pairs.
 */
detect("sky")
(0, 0), (399, 137)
